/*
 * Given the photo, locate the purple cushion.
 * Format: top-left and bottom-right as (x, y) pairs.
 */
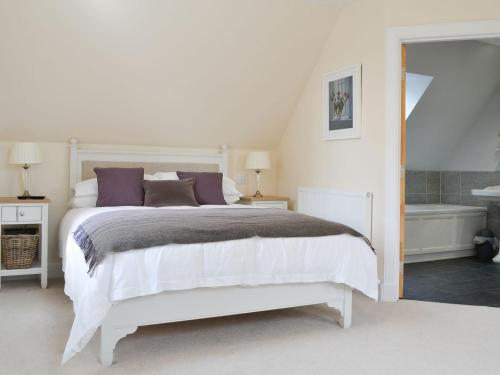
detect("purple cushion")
(94, 167), (144, 207)
(143, 178), (199, 207)
(176, 171), (226, 205)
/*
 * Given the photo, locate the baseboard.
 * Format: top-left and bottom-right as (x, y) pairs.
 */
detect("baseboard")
(405, 249), (475, 263)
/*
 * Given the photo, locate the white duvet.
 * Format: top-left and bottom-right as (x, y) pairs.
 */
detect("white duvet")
(60, 205), (378, 363)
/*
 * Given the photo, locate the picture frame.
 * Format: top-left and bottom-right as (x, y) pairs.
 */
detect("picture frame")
(323, 64), (362, 141)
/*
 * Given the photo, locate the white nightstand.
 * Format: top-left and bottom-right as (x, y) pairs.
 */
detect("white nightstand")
(0, 197), (50, 289)
(238, 196), (289, 210)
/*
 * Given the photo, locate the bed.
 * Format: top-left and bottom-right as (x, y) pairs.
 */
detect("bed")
(60, 140), (378, 366)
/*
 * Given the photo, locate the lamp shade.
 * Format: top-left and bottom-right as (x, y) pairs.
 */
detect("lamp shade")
(245, 151), (271, 170)
(9, 143), (42, 165)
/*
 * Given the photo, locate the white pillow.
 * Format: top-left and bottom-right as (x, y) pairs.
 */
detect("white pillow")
(222, 177), (243, 204)
(69, 195), (98, 208)
(224, 193), (242, 205)
(74, 174), (156, 197)
(153, 172), (179, 181)
(74, 178), (98, 197)
(223, 177), (241, 196)
(144, 174), (159, 181)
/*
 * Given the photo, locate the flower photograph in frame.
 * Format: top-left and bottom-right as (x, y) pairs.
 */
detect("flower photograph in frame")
(323, 64), (361, 140)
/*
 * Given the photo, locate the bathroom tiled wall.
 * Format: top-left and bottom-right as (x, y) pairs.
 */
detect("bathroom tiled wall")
(405, 171), (441, 204)
(406, 170), (500, 237)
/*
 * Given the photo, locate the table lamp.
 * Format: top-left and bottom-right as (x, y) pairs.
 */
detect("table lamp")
(9, 143), (43, 199)
(245, 151), (271, 198)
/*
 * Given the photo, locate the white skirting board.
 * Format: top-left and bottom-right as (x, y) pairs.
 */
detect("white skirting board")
(405, 249), (476, 263)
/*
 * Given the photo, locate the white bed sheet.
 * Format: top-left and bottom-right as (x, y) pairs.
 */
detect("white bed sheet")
(60, 205), (378, 363)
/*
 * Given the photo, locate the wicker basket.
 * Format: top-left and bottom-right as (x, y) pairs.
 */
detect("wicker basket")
(1, 234), (39, 269)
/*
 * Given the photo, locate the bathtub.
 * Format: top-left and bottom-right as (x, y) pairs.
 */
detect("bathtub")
(405, 204), (487, 263)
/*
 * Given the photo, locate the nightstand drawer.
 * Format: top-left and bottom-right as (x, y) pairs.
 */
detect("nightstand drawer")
(1, 206), (17, 222)
(17, 206), (42, 222)
(239, 196), (290, 210)
(252, 201), (288, 210)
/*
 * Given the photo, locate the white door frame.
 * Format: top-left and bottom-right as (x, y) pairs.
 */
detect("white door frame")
(382, 20), (500, 302)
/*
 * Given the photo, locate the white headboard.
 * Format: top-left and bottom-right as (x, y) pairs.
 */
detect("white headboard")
(69, 139), (229, 195)
(297, 187), (373, 240)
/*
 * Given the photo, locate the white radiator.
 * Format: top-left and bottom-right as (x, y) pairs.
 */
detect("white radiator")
(297, 188), (373, 240)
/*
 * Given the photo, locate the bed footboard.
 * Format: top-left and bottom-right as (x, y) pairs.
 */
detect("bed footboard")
(100, 282), (352, 366)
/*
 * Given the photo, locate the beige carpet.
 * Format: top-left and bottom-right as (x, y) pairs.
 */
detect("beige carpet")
(0, 280), (499, 375)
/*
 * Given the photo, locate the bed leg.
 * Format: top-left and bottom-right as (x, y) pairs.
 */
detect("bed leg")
(327, 285), (352, 329)
(100, 324), (138, 366)
(338, 285), (352, 329)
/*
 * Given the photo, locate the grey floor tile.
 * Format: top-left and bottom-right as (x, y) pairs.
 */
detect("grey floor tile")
(437, 291), (500, 307)
(404, 257), (500, 307)
(436, 279), (494, 295)
(404, 284), (447, 299)
(438, 269), (486, 283)
(483, 286), (500, 294)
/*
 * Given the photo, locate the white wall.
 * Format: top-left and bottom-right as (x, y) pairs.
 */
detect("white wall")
(444, 87), (500, 171)
(406, 41), (500, 171)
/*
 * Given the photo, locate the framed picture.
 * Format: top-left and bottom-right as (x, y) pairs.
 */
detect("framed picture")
(323, 64), (361, 140)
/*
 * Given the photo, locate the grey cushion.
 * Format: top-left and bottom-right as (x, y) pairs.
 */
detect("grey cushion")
(143, 178), (199, 207)
(95, 167), (144, 207)
(176, 171), (226, 205)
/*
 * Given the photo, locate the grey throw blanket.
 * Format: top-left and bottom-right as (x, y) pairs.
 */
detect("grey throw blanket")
(74, 208), (372, 275)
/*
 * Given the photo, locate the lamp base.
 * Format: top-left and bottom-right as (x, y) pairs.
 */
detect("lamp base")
(17, 191), (45, 200)
(252, 191), (264, 198)
(19, 190), (32, 199)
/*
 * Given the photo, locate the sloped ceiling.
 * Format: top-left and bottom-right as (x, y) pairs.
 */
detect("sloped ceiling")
(406, 40), (500, 170)
(0, 0), (343, 149)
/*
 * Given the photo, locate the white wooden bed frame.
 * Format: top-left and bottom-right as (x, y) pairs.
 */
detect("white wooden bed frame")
(68, 139), (373, 366)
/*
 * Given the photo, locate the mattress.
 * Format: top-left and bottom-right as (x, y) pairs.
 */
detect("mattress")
(60, 204), (378, 363)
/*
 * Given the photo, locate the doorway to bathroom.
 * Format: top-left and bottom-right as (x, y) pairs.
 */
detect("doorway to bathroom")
(401, 39), (500, 307)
